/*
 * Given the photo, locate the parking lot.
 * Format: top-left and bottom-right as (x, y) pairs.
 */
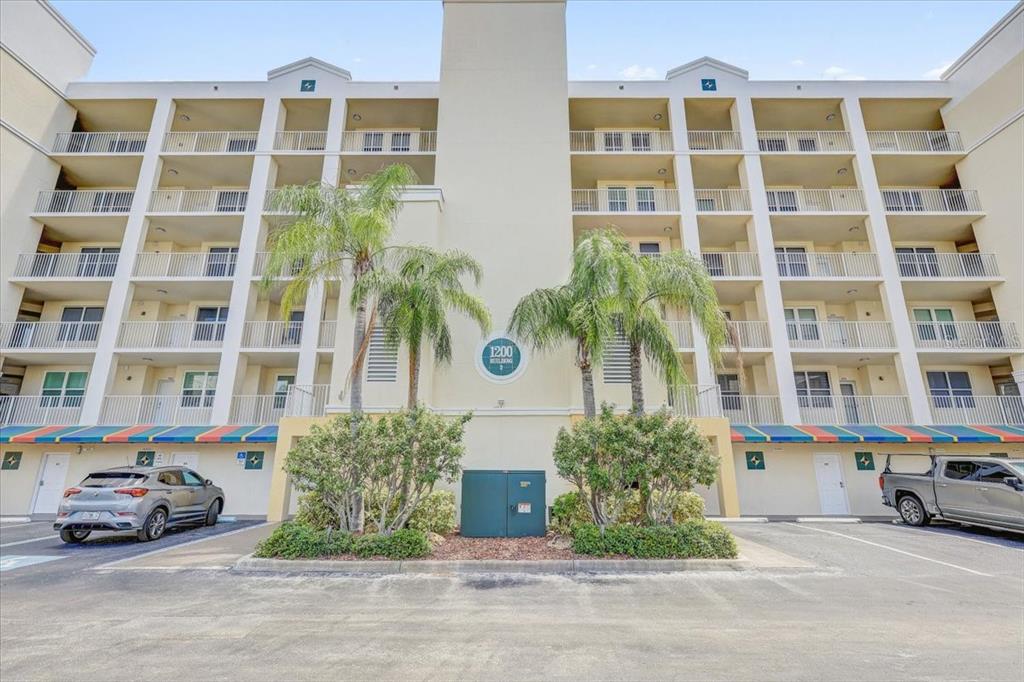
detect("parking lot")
(1, 520), (1022, 681)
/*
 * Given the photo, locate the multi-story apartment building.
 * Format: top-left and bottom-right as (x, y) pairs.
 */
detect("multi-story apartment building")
(2, 0), (1022, 520)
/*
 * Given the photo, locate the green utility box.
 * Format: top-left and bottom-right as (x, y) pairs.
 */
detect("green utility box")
(460, 470), (546, 537)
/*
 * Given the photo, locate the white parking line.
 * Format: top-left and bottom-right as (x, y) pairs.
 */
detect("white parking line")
(0, 535), (56, 549)
(887, 524), (1024, 551)
(92, 522), (270, 569)
(784, 522), (993, 577)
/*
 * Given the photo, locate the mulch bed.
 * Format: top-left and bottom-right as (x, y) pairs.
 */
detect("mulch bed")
(423, 533), (575, 561)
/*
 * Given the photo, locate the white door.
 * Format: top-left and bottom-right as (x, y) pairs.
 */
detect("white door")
(172, 452), (199, 470)
(33, 454), (71, 514)
(813, 454), (850, 515)
(153, 379), (176, 422)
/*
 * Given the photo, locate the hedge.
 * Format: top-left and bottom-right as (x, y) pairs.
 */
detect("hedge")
(254, 522), (432, 560)
(571, 520), (737, 559)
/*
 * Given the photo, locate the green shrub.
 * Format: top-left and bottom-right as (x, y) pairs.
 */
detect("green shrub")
(570, 523), (604, 555)
(550, 491), (591, 535)
(602, 524), (640, 556)
(407, 490), (457, 535)
(352, 533), (390, 558)
(674, 519), (737, 559)
(254, 522), (352, 559)
(352, 529), (432, 559)
(295, 491), (340, 531)
(620, 489), (706, 526)
(570, 520), (737, 559)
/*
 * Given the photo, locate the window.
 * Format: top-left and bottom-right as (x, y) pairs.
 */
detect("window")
(205, 248), (238, 277)
(215, 191), (246, 212)
(182, 470), (205, 486)
(776, 247), (809, 277)
(785, 308), (819, 342)
(913, 309), (955, 343)
(273, 375), (295, 410)
(796, 136), (818, 152)
(182, 371), (217, 408)
(157, 470), (185, 486)
(91, 191), (132, 213)
(942, 461), (977, 481)
(975, 463), (1015, 484)
(59, 306), (103, 343)
(226, 136), (256, 153)
(630, 131), (652, 152)
(108, 137), (145, 153)
(794, 371), (832, 408)
(389, 132), (411, 152)
(41, 371), (87, 408)
(602, 321), (630, 384)
(77, 248), (119, 277)
(635, 186), (657, 212)
(927, 371), (974, 409)
(882, 190), (924, 212)
(81, 471), (145, 487)
(283, 310), (303, 346)
(703, 253), (725, 276)
(895, 247), (939, 277)
(718, 374), (741, 411)
(366, 326), (398, 382)
(766, 190), (797, 212)
(638, 243), (661, 258)
(603, 132), (623, 152)
(607, 186), (628, 212)
(362, 132), (384, 152)
(758, 137), (787, 152)
(194, 307), (229, 342)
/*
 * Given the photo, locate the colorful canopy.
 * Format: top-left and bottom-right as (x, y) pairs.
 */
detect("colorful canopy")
(729, 424), (1024, 444)
(0, 425), (279, 444)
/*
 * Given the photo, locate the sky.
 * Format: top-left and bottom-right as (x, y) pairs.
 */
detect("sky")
(51, 1), (1017, 83)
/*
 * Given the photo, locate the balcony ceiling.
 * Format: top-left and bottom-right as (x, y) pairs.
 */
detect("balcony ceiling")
(751, 99), (845, 131)
(697, 214), (752, 245)
(55, 156), (143, 187)
(760, 155), (857, 187)
(684, 98), (735, 131)
(872, 155), (961, 186)
(568, 98), (670, 130)
(340, 155), (435, 184)
(169, 99), (264, 132)
(570, 155), (675, 186)
(790, 349), (897, 364)
(769, 214), (870, 242)
(144, 218), (242, 244)
(690, 154), (743, 187)
(156, 155), (255, 188)
(886, 214), (981, 242)
(901, 279), (1001, 301)
(272, 154), (326, 186)
(281, 98), (331, 130)
(131, 280), (234, 304)
(70, 99), (156, 132)
(573, 214), (679, 237)
(780, 280), (884, 301)
(35, 214), (131, 242)
(859, 98), (948, 131)
(343, 98), (438, 131)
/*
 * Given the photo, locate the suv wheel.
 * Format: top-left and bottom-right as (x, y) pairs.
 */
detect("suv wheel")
(138, 508), (168, 542)
(898, 495), (930, 527)
(59, 529), (91, 543)
(204, 500), (221, 526)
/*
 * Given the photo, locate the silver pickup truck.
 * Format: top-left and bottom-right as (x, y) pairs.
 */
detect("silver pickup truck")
(881, 455), (1024, 533)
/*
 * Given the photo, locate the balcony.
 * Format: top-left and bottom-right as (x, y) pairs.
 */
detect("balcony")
(34, 190), (133, 216)
(241, 321), (304, 350)
(726, 321), (771, 351)
(867, 131), (964, 154)
(569, 130), (673, 153)
(251, 252), (304, 278)
(694, 189), (751, 213)
(776, 252), (880, 279)
(341, 130), (437, 153)
(162, 131), (258, 154)
(133, 252), (237, 278)
(882, 189), (981, 214)
(787, 321), (896, 352)
(929, 395), (1024, 425)
(117, 321), (225, 351)
(10, 252), (119, 298)
(285, 384), (330, 417)
(0, 322), (100, 362)
(911, 321), (1021, 363)
(229, 395), (285, 424)
(766, 189), (867, 214)
(52, 132), (148, 154)
(702, 252), (760, 277)
(669, 385), (723, 418)
(687, 131), (742, 152)
(318, 320), (337, 349)
(883, 189), (984, 241)
(0, 396), (82, 426)
(99, 395), (212, 426)
(898, 252), (1002, 299)
(148, 189), (248, 214)
(667, 320), (694, 349)
(798, 395), (913, 425)
(571, 189), (679, 214)
(273, 131), (327, 152)
(756, 131), (854, 153)
(720, 395), (783, 423)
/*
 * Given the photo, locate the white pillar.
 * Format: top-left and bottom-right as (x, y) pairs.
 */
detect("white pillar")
(842, 97), (931, 424)
(733, 97), (801, 424)
(80, 98), (174, 424)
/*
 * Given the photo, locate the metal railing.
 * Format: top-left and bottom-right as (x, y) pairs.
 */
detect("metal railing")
(0, 396), (83, 425)
(229, 395), (285, 424)
(694, 189), (751, 212)
(881, 189), (982, 213)
(929, 395), (1024, 425)
(99, 395), (213, 426)
(117, 321), (226, 349)
(867, 131), (964, 153)
(12, 252), (119, 278)
(787, 321), (896, 349)
(571, 188), (679, 213)
(52, 131), (148, 154)
(756, 130), (854, 153)
(162, 131), (258, 153)
(285, 384), (330, 417)
(667, 320), (694, 349)
(341, 130), (437, 153)
(569, 130), (673, 153)
(273, 131), (328, 151)
(318, 320), (337, 348)
(720, 395), (784, 423)
(702, 252), (760, 277)
(241, 321), (303, 348)
(727, 321), (771, 349)
(669, 385), (724, 418)
(0, 322), (101, 350)
(133, 252), (237, 278)
(798, 395), (913, 424)
(687, 130), (742, 151)
(896, 252), (999, 278)
(252, 252), (303, 278)
(911, 321), (1021, 350)
(148, 189), (248, 213)
(34, 190), (134, 214)
(766, 189), (866, 213)
(776, 252), (880, 278)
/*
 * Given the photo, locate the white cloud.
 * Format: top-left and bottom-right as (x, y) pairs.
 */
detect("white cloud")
(790, 59), (805, 67)
(619, 64), (658, 80)
(353, 57), (362, 63)
(823, 65), (866, 81)
(922, 61), (953, 79)
(586, 63), (598, 70)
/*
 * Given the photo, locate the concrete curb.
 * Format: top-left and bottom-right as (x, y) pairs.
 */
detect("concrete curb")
(795, 517), (862, 524)
(233, 554), (752, 575)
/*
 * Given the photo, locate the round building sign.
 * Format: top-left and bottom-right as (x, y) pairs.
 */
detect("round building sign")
(476, 333), (527, 384)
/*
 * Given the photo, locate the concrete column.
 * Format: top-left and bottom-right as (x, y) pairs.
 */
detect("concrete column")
(732, 97), (801, 424)
(80, 98), (174, 424)
(210, 98), (284, 423)
(842, 97), (931, 424)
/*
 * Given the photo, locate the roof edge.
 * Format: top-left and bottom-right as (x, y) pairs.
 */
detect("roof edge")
(942, 0), (1023, 80)
(39, 0), (96, 56)
(267, 57), (351, 81)
(666, 56), (748, 81)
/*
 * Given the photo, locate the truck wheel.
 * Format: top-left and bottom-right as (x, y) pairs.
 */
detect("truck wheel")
(898, 495), (930, 527)
(59, 529), (90, 543)
(137, 508), (168, 542)
(204, 499), (221, 526)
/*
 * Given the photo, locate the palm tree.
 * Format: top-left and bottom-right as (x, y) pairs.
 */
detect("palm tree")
(354, 248), (492, 408)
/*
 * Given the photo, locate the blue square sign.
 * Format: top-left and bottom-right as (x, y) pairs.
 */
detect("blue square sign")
(701, 78), (717, 92)
(300, 79), (316, 92)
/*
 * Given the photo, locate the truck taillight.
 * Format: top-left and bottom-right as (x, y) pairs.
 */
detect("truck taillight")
(114, 487), (149, 498)
(878, 475), (884, 490)
(63, 487), (82, 498)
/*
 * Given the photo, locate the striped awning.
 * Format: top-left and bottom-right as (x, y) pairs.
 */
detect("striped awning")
(0, 425), (279, 444)
(730, 424), (1024, 444)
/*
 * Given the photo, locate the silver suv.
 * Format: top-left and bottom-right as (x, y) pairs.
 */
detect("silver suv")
(54, 466), (225, 543)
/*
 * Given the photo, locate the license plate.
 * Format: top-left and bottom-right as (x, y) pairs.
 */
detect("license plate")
(81, 512), (100, 520)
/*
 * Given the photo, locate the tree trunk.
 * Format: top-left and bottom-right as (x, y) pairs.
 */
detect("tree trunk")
(348, 261), (370, 532)
(407, 344), (420, 409)
(580, 360), (597, 419)
(629, 337), (644, 415)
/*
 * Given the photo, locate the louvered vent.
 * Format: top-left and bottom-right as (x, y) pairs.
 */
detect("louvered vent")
(366, 327), (398, 382)
(602, 324), (630, 384)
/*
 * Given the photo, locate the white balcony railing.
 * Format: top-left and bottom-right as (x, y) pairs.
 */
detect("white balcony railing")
(727, 321), (771, 349)
(798, 395), (913, 425)
(241, 321), (303, 349)
(12, 252), (119, 278)
(669, 385), (724, 418)
(0, 396), (82, 425)
(273, 131), (327, 151)
(896, 252), (999, 279)
(229, 395), (285, 424)
(702, 252), (760, 277)
(687, 130), (742, 151)
(133, 252), (237, 278)
(694, 189), (751, 212)
(787, 321), (896, 349)
(341, 130), (437, 153)
(766, 189), (866, 213)
(569, 130), (673, 153)
(148, 189), (248, 213)
(667, 320), (694, 349)
(882, 189), (981, 213)
(757, 130), (854, 153)
(929, 395), (1024, 425)
(117, 321), (226, 349)
(252, 252), (303, 278)
(0, 322), (101, 351)
(571, 188), (679, 213)
(867, 131), (964, 153)
(52, 131), (148, 154)
(34, 190), (134, 214)
(318, 320), (337, 348)
(99, 395), (213, 426)
(285, 384), (330, 417)
(776, 252), (881, 278)
(720, 395), (784, 423)
(162, 131), (258, 153)
(911, 321), (1021, 350)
